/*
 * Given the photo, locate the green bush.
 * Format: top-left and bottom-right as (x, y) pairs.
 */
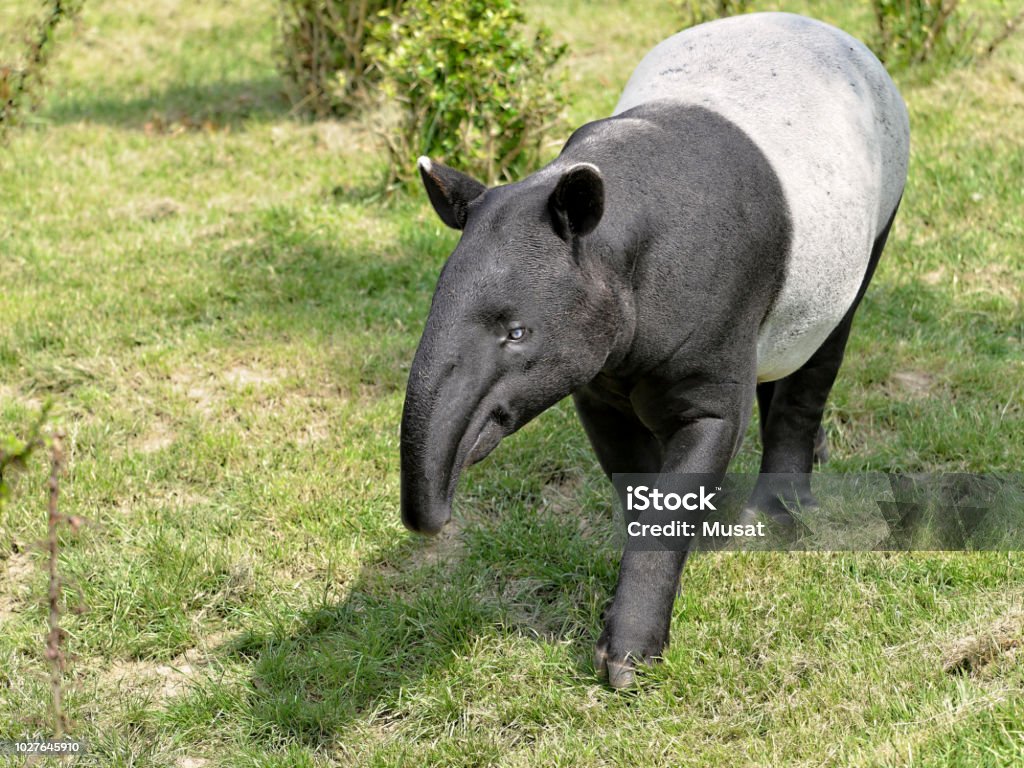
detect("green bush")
(679, 0), (751, 28)
(869, 0), (977, 71)
(276, 0), (405, 116)
(1, 0), (84, 137)
(368, 0), (569, 186)
(0, 406), (48, 509)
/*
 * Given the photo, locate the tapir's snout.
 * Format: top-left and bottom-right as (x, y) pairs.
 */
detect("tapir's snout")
(400, 489), (452, 536)
(399, 425), (455, 535)
(399, 398), (506, 536)
(398, 330), (502, 538)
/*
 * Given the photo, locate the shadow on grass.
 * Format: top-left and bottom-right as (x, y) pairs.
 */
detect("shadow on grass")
(43, 76), (290, 129)
(205, 455), (619, 748)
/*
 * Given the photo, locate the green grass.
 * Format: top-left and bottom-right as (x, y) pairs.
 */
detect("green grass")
(1, 0), (1023, 765)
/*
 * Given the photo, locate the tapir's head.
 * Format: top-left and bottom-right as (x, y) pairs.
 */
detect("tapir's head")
(400, 156), (622, 534)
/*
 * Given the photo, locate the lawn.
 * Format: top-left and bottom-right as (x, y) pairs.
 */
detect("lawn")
(1, 0), (1022, 765)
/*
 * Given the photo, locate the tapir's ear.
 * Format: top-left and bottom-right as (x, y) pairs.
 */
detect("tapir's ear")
(417, 156), (487, 230)
(548, 163), (604, 241)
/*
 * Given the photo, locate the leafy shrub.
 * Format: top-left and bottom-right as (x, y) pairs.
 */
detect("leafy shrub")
(276, 0), (406, 117)
(679, 0), (751, 28)
(0, 0), (84, 137)
(368, 0), (569, 186)
(869, 0), (977, 71)
(0, 406), (48, 508)
(869, 1), (1024, 77)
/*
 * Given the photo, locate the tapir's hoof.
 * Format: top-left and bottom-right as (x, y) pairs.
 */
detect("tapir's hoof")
(594, 647), (639, 689)
(744, 480), (819, 525)
(594, 626), (667, 689)
(737, 503), (800, 529)
(607, 659), (637, 689)
(737, 504), (812, 548)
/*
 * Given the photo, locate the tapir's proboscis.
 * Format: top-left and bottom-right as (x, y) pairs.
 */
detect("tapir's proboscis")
(399, 13), (909, 688)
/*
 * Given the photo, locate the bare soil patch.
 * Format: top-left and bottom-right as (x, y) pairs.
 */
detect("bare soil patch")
(0, 550), (36, 621)
(889, 370), (936, 398)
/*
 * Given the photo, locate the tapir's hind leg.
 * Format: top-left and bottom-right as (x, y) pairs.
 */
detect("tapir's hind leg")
(757, 381), (828, 465)
(750, 201), (900, 520)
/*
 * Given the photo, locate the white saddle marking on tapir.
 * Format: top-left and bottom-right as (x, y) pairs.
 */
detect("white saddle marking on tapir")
(614, 13), (910, 382)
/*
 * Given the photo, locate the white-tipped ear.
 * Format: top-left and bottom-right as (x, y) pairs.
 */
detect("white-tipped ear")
(418, 158), (487, 231)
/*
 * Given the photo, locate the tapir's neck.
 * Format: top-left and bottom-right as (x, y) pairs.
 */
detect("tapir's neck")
(551, 113), (667, 374)
(593, 247), (637, 373)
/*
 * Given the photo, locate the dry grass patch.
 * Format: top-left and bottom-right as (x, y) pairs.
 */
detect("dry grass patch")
(918, 263), (1024, 301)
(0, 549), (36, 621)
(223, 364), (280, 389)
(100, 629), (240, 701)
(134, 420), (176, 454)
(889, 370), (938, 398)
(540, 472), (584, 515)
(316, 118), (379, 155)
(942, 608), (1024, 675)
(170, 360), (283, 412)
(113, 197), (187, 222)
(0, 384), (45, 412)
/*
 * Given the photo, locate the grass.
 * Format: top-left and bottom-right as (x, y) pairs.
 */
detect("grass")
(1, 0), (1022, 765)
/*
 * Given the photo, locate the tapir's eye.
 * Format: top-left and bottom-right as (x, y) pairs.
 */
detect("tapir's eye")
(506, 327), (526, 342)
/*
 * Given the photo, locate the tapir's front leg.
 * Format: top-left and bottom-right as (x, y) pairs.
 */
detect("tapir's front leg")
(595, 410), (746, 688)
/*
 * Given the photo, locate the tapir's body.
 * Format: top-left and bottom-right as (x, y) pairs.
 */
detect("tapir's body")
(614, 13), (908, 382)
(401, 13), (909, 688)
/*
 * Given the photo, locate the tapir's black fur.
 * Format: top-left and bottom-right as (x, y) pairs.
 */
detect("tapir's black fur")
(400, 16), (907, 688)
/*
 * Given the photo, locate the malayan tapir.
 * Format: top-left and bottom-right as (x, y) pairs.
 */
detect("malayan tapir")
(399, 12), (910, 688)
